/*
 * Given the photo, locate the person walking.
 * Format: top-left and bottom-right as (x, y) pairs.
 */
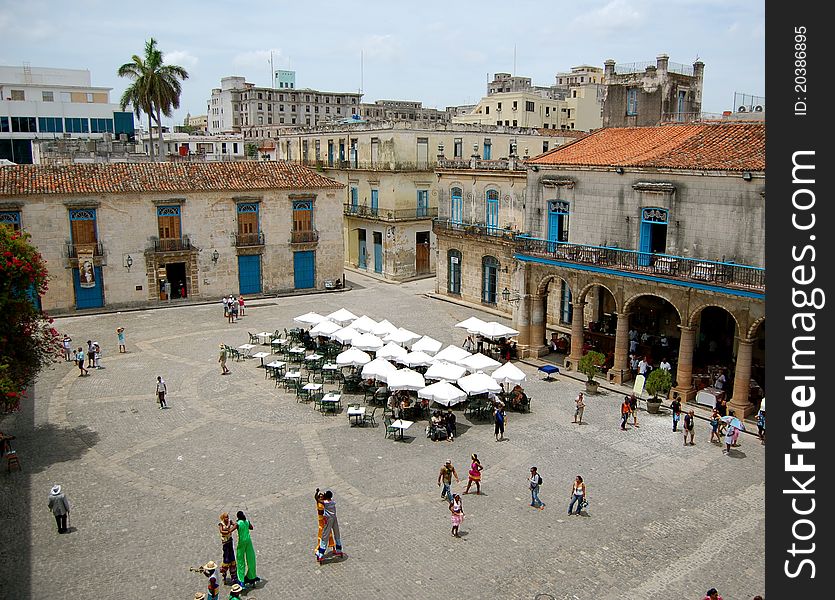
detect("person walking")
(682, 409), (695, 446)
(227, 299), (235, 324)
(670, 397), (682, 432)
(629, 393), (639, 427)
(529, 466), (544, 509)
(217, 513), (239, 586)
(494, 402), (506, 441)
(314, 488), (336, 555)
(449, 493), (464, 537)
(723, 423), (737, 455)
(233, 511), (259, 587)
(75, 347), (88, 376)
(116, 327), (126, 353)
(228, 583), (243, 599)
(62, 334), (73, 361)
(196, 561), (221, 600)
(437, 460), (459, 503)
(230, 298), (239, 322)
(48, 484), (71, 533)
(756, 407), (765, 445)
(709, 408), (721, 444)
(218, 344), (230, 375)
(238, 295), (245, 317)
(464, 454), (483, 495)
(155, 376), (167, 409)
(93, 342), (102, 369)
(703, 587), (724, 600)
(716, 396), (728, 435)
(86, 340), (95, 369)
(568, 475), (586, 515)
(462, 335), (475, 352)
(620, 396), (631, 430)
(574, 392), (585, 424)
(315, 490), (344, 562)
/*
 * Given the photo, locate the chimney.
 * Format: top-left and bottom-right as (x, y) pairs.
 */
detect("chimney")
(603, 59), (616, 81)
(656, 54), (669, 74)
(693, 60), (705, 81)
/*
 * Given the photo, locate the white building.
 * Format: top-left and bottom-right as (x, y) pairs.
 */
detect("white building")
(0, 65), (135, 164)
(137, 131), (248, 160)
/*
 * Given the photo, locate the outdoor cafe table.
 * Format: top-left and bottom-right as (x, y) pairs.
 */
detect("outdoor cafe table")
(265, 360), (286, 379)
(252, 351), (270, 367)
(390, 419), (414, 440)
(237, 343), (256, 358)
(305, 353), (324, 362)
(303, 382), (323, 393)
(347, 405), (365, 426)
(321, 392), (342, 414)
(256, 332), (273, 345)
(284, 371), (302, 381)
(322, 363), (339, 372)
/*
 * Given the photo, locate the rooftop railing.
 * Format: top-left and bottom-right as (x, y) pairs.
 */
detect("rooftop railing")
(515, 236), (765, 292)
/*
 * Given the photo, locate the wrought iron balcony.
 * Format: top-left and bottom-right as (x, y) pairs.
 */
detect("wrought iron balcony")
(235, 232), (265, 247)
(290, 229), (319, 244)
(433, 218), (518, 240)
(66, 241), (104, 258)
(153, 236), (192, 252)
(515, 236), (765, 292)
(344, 203), (437, 221)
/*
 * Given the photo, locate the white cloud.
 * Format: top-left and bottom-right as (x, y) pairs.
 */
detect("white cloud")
(572, 0), (645, 34)
(233, 48), (284, 70)
(164, 50), (198, 69)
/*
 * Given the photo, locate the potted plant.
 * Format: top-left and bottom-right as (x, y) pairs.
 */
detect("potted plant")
(644, 368), (673, 414)
(578, 350), (606, 394)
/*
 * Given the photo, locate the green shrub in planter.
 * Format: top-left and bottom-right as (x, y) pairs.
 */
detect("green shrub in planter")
(578, 350), (606, 383)
(645, 368), (672, 401)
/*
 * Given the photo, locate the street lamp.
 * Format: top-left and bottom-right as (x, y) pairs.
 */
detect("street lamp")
(125, 255), (133, 272)
(502, 287), (521, 305)
(211, 249), (220, 264)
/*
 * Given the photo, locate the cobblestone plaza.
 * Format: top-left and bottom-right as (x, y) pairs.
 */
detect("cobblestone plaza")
(1, 274), (765, 599)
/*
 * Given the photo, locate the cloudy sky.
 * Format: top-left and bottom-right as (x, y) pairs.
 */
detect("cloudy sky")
(0, 0), (764, 127)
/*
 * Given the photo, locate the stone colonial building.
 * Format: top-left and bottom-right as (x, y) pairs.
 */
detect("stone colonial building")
(0, 162), (344, 313)
(433, 121), (765, 417)
(270, 121), (584, 281)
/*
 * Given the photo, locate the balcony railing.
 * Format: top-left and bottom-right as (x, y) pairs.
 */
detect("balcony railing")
(154, 236), (192, 252)
(437, 157), (526, 171)
(433, 218), (517, 240)
(298, 159), (435, 172)
(235, 232), (265, 246)
(66, 242), (104, 258)
(291, 229), (319, 244)
(344, 204), (438, 221)
(515, 236), (765, 292)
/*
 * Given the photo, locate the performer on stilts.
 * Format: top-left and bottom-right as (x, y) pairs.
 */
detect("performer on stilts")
(218, 513), (240, 586)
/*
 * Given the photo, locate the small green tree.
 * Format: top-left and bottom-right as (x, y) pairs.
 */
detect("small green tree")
(645, 368), (673, 400)
(577, 350), (606, 383)
(0, 227), (61, 412)
(245, 143), (258, 158)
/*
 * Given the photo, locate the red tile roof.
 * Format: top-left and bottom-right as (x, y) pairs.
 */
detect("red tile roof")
(526, 122), (765, 171)
(0, 161), (344, 196)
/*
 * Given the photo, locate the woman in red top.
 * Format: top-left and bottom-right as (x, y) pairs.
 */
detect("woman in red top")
(238, 296), (245, 316)
(463, 453), (483, 494)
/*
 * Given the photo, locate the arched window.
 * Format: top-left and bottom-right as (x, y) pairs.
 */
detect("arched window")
(482, 255), (500, 304)
(448, 249), (462, 295)
(450, 187), (463, 225)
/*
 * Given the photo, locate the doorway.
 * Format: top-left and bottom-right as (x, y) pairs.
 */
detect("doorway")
(638, 208), (668, 266)
(373, 231), (383, 273)
(165, 262), (187, 299)
(416, 231), (430, 274)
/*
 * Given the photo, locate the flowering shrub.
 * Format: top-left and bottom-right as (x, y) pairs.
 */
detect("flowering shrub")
(0, 226), (60, 412)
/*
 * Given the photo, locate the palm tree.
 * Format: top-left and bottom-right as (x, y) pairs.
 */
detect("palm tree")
(118, 38), (189, 161)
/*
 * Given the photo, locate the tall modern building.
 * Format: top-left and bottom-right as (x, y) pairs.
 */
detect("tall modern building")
(0, 65), (135, 164)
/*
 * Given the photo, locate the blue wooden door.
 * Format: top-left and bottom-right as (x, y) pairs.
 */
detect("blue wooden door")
(451, 188), (463, 224)
(547, 210), (561, 253)
(327, 142), (334, 166)
(371, 189), (378, 216)
(357, 229), (367, 269)
(238, 254), (262, 294)
(373, 232), (383, 273)
(638, 221), (652, 266)
(486, 191), (499, 232)
(293, 251), (315, 289)
(73, 266), (104, 309)
(483, 142), (492, 160)
(417, 190), (429, 217)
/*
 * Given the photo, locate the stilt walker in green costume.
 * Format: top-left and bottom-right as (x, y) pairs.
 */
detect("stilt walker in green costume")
(233, 511), (260, 588)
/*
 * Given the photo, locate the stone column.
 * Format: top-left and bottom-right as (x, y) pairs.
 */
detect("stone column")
(608, 312), (632, 384)
(730, 339), (754, 417)
(513, 294), (532, 349)
(528, 294), (548, 357)
(566, 302), (586, 370)
(672, 325), (696, 403)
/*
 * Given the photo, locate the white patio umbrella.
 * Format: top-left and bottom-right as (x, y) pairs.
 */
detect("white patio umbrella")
(387, 368), (426, 391)
(293, 311), (326, 325)
(384, 327), (421, 346)
(475, 321), (520, 340)
(361, 357), (397, 380)
(434, 345), (472, 364)
(424, 360), (468, 382)
(371, 319), (398, 337)
(377, 341), (408, 360)
(455, 316), (487, 333)
(351, 315), (379, 333)
(457, 372), (502, 395)
(412, 335), (443, 355)
(309, 319), (341, 337)
(326, 308), (359, 325)
(331, 326), (360, 345)
(335, 347), (371, 367)
(352, 333), (384, 352)
(491, 361), (527, 385)
(459, 352), (502, 373)
(400, 351), (436, 368)
(418, 381), (468, 407)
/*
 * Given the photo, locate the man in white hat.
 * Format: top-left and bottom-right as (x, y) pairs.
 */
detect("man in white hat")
(47, 484), (71, 533)
(196, 560), (220, 600)
(229, 583), (243, 598)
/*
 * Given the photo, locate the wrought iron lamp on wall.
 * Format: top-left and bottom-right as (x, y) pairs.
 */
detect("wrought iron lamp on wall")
(501, 287), (522, 305)
(211, 249), (219, 264)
